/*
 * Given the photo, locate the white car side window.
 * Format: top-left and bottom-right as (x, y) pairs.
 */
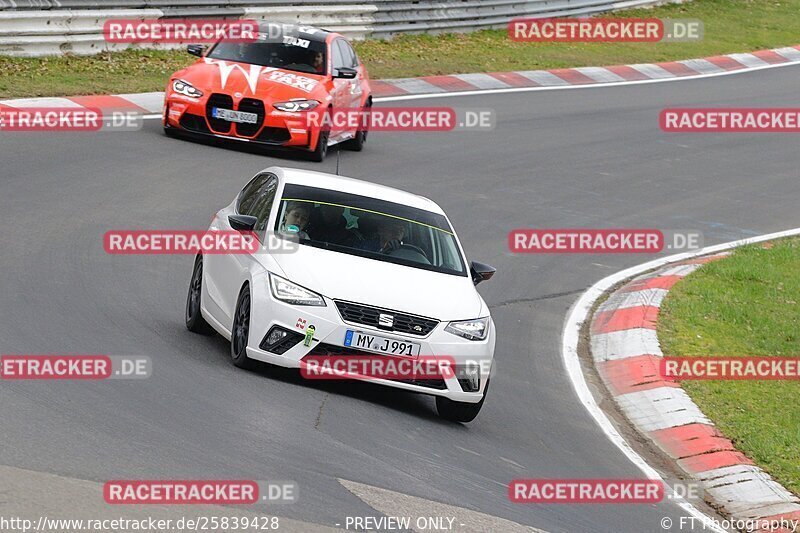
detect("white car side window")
(237, 174), (269, 215)
(252, 176), (279, 233)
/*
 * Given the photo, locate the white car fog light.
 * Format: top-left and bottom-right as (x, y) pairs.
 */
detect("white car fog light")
(259, 326), (305, 355)
(266, 328), (288, 345)
(457, 364), (481, 392)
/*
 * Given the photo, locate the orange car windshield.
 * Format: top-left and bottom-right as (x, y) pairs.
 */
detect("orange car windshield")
(207, 40), (327, 75)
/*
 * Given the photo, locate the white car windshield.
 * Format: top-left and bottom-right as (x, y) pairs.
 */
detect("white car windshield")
(274, 184), (467, 276)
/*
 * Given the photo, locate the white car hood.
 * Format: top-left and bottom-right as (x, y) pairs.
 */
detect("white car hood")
(271, 245), (483, 321)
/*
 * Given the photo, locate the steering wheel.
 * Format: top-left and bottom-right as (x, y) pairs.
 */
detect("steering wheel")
(385, 243), (429, 259)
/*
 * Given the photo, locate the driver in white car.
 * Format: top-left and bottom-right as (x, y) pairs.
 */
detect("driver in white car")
(359, 218), (405, 253)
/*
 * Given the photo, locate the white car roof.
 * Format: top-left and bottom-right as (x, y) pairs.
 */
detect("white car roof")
(269, 167), (446, 215)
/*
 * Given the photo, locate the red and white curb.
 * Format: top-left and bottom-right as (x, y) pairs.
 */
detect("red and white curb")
(563, 230), (800, 532)
(592, 254), (800, 528)
(1, 45), (798, 114)
(0, 92), (165, 115)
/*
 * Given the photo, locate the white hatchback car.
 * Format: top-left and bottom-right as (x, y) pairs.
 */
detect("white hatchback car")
(185, 167), (496, 422)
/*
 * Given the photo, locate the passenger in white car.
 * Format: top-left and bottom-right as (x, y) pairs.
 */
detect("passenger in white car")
(280, 201), (311, 240)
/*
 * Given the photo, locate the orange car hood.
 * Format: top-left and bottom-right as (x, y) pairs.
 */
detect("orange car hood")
(177, 57), (328, 102)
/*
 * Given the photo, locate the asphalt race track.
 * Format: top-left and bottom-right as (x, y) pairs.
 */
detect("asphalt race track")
(1, 64), (798, 532)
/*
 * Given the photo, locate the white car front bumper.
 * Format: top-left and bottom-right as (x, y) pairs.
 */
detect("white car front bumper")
(244, 283), (495, 403)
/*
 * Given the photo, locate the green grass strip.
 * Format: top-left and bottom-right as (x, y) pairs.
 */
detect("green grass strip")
(659, 238), (800, 496)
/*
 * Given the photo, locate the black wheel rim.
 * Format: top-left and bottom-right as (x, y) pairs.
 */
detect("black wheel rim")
(233, 293), (250, 358)
(186, 260), (202, 322)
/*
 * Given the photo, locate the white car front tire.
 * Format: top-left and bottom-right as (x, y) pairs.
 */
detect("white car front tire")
(435, 378), (489, 423)
(231, 284), (256, 369)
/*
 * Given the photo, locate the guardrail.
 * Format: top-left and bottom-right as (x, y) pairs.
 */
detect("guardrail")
(0, 0), (672, 56)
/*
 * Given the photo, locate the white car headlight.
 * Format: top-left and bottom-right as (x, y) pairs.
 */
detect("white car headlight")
(445, 317), (490, 341)
(273, 100), (319, 112)
(172, 79), (203, 98)
(269, 273), (325, 306)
